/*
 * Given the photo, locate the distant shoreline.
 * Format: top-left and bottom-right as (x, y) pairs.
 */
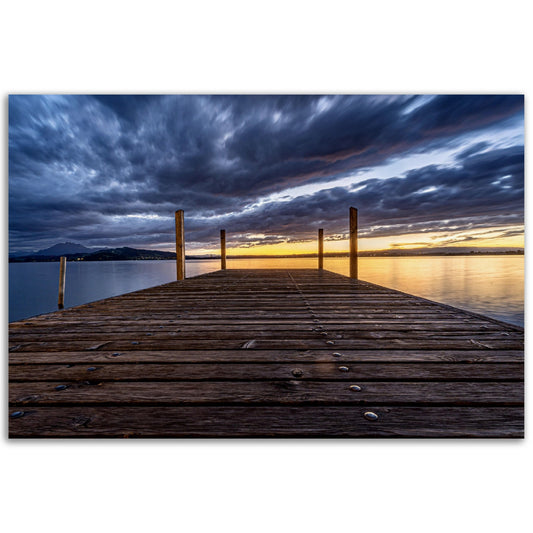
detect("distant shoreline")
(9, 250), (524, 262)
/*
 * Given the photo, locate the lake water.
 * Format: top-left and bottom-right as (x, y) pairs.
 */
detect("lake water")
(8, 256), (524, 326)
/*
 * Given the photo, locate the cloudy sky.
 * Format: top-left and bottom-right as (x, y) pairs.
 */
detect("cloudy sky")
(8, 94), (524, 255)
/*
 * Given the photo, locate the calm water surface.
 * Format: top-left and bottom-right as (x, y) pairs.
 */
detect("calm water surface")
(8, 256), (524, 326)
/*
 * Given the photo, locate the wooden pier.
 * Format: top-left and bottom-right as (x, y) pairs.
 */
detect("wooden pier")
(9, 269), (524, 438)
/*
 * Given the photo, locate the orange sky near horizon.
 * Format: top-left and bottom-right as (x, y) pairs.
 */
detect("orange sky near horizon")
(187, 225), (524, 255)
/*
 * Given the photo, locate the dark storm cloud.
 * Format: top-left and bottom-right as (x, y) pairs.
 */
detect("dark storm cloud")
(209, 144), (524, 243)
(8, 94), (524, 252)
(92, 95), (159, 123)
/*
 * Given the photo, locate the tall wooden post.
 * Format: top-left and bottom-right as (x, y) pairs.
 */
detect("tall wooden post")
(220, 229), (227, 270)
(318, 228), (324, 270)
(58, 256), (66, 309)
(175, 209), (185, 280)
(349, 207), (358, 279)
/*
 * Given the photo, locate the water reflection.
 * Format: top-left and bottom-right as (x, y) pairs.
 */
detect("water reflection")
(9, 256), (523, 326)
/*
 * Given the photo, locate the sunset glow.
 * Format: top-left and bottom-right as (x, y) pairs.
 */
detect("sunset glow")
(187, 225), (525, 257)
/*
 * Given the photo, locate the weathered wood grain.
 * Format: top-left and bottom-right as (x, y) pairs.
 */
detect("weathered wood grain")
(8, 339), (524, 352)
(9, 362), (524, 381)
(8, 318), (504, 328)
(9, 349), (525, 364)
(8, 268), (524, 438)
(9, 406), (524, 438)
(9, 331), (522, 345)
(9, 380), (523, 406)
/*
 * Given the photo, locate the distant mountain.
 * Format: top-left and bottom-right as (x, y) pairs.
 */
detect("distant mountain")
(33, 242), (100, 256)
(9, 245), (177, 262)
(81, 247), (176, 261)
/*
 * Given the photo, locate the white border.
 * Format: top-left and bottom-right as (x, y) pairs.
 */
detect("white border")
(2, 2), (530, 532)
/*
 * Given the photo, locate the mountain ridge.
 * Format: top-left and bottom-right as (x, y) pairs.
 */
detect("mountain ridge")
(9, 245), (176, 262)
(8, 243), (524, 262)
(33, 242), (103, 256)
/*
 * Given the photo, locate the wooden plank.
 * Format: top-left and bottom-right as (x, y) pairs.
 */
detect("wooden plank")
(9, 331), (523, 345)
(9, 406), (524, 438)
(9, 381), (523, 406)
(26, 309), (481, 318)
(9, 362), (524, 382)
(11, 322), (513, 333)
(8, 338), (524, 352)
(9, 349), (525, 364)
(9, 318), (503, 327)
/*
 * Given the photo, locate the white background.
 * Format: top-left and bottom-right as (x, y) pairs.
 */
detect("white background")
(1, 2), (530, 532)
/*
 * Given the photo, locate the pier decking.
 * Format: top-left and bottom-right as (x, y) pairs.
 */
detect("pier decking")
(9, 269), (524, 438)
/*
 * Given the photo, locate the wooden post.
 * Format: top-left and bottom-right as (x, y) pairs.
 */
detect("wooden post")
(175, 209), (185, 280)
(318, 228), (324, 269)
(349, 207), (358, 279)
(58, 256), (66, 309)
(220, 229), (227, 270)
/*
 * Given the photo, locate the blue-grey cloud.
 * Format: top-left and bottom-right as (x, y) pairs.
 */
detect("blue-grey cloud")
(189, 144), (524, 245)
(8, 94), (524, 252)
